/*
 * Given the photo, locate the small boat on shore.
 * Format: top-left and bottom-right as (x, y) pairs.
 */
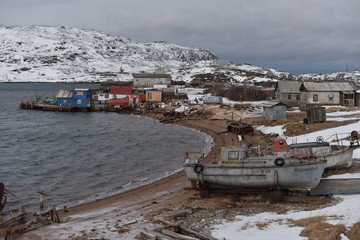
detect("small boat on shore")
(184, 146), (327, 198)
(272, 131), (360, 168)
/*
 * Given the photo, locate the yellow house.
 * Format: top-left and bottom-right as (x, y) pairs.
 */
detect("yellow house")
(146, 90), (162, 102)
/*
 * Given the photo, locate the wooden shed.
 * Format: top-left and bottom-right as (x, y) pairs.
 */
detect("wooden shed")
(306, 107), (326, 123)
(146, 90), (162, 102)
(263, 102), (287, 121)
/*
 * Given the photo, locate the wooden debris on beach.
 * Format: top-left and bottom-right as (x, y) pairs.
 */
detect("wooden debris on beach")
(138, 217), (216, 240)
(0, 207), (61, 240)
(159, 107), (213, 123)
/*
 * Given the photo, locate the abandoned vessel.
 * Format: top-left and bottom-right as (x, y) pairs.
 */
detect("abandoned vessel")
(184, 146), (327, 198)
(272, 131), (360, 168)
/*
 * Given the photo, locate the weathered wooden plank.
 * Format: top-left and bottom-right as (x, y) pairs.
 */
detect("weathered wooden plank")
(162, 229), (200, 240)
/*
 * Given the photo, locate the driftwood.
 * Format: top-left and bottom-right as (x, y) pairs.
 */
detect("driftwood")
(153, 217), (216, 240)
(162, 229), (199, 240)
(0, 207), (61, 240)
(140, 229), (176, 240)
(159, 107), (213, 123)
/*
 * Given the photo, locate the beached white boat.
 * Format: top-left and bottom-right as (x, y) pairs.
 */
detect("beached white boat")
(288, 142), (354, 168)
(184, 146), (327, 198)
(272, 132), (360, 168)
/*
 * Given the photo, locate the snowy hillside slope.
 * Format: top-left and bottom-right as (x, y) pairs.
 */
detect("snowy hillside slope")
(299, 71), (360, 83)
(0, 25), (218, 82)
(4, 25), (357, 84)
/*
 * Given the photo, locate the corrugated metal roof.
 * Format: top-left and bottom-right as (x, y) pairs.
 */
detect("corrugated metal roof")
(262, 102), (287, 108)
(342, 90), (355, 94)
(276, 81), (302, 93)
(55, 89), (73, 98)
(302, 82), (357, 92)
(74, 88), (90, 91)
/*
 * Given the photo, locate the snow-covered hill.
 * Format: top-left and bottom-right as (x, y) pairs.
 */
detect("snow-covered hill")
(299, 71), (360, 83)
(0, 25), (217, 82)
(3, 25), (357, 84)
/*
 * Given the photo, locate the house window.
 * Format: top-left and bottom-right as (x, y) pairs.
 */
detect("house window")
(313, 94), (318, 102)
(228, 151), (239, 160)
(77, 91), (83, 96)
(147, 92), (153, 100)
(288, 95), (291, 100)
(329, 94), (334, 102)
(77, 99), (82, 104)
(63, 100), (67, 104)
(296, 95), (300, 100)
(105, 93), (109, 99)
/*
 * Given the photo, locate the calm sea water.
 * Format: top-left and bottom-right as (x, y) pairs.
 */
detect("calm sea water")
(0, 83), (212, 213)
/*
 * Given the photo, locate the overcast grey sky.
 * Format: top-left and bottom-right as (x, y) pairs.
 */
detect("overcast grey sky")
(1, 0), (360, 75)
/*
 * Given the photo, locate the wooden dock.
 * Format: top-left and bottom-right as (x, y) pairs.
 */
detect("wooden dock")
(19, 100), (93, 112)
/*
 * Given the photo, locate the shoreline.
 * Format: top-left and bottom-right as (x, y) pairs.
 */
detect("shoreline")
(57, 117), (232, 215)
(12, 117), (237, 239)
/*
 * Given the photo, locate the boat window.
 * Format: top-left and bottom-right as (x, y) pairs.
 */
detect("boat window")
(228, 151), (239, 160)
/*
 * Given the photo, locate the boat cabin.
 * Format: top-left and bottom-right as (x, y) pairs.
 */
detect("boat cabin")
(221, 146), (248, 161)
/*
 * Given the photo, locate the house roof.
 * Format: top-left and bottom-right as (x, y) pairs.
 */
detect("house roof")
(300, 82), (357, 92)
(55, 89), (73, 98)
(262, 102), (287, 108)
(110, 87), (132, 95)
(74, 88), (90, 91)
(132, 73), (171, 78)
(276, 81), (302, 93)
(146, 89), (162, 92)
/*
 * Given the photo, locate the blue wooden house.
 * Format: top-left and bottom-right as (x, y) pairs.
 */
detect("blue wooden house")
(55, 89), (92, 107)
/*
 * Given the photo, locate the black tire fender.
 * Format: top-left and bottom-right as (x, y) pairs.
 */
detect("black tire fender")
(274, 157), (285, 167)
(194, 164), (204, 174)
(351, 130), (358, 140)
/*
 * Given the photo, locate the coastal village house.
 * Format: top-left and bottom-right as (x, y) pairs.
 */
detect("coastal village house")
(299, 82), (357, 110)
(262, 102), (287, 121)
(275, 80), (302, 107)
(106, 94), (146, 108)
(129, 94), (146, 106)
(97, 87), (132, 103)
(56, 89), (92, 107)
(146, 90), (162, 102)
(132, 73), (172, 87)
